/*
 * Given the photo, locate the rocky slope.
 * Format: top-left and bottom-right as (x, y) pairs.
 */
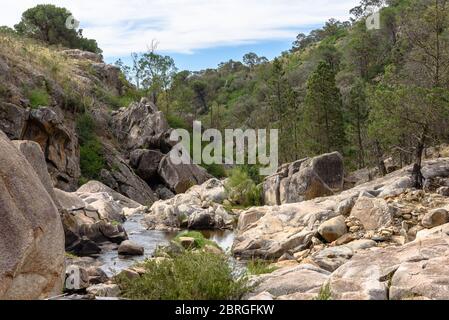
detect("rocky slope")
(239, 157), (449, 300)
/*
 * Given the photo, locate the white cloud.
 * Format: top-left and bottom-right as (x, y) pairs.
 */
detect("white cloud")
(1, 0), (360, 56)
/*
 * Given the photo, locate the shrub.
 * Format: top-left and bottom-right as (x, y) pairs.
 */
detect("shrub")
(202, 163), (227, 178)
(167, 113), (189, 130)
(27, 87), (50, 108)
(76, 113), (105, 181)
(173, 231), (218, 249)
(225, 168), (263, 207)
(314, 284), (332, 300)
(246, 259), (277, 275)
(116, 251), (250, 300)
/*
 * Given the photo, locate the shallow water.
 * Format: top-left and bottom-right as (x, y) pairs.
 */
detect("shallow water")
(98, 215), (236, 276)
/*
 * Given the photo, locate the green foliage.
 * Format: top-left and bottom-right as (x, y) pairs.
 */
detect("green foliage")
(27, 87), (50, 108)
(246, 260), (278, 275)
(14, 4), (102, 54)
(76, 113), (105, 181)
(314, 284), (332, 300)
(173, 231), (218, 249)
(201, 163), (227, 178)
(225, 168), (263, 207)
(116, 251), (250, 300)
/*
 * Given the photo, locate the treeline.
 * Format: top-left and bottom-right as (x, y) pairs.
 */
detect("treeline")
(117, 0), (449, 186)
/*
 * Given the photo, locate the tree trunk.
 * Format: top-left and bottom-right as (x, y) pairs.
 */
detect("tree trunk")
(375, 140), (387, 176)
(412, 128), (427, 189)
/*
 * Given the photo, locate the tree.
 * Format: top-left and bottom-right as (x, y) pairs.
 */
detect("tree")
(243, 52), (268, 68)
(14, 4), (102, 54)
(301, 61), (346, 155)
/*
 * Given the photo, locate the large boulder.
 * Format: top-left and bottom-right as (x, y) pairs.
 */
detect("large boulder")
(246, 264), (330, 300)
(0, 131), (65, 299)
(144, 179), (234, 231)
(263, 152), (344, 205)
(158, 155), (212, 194)
(129, 149), (164, 182)
(111, 98), (170, 151)
(350, 196), (393, 231)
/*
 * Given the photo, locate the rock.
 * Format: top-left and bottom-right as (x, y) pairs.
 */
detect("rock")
(328, 235), (449, 300)
(248, 292), (274, 300)
(111, 98), (170, 151)
(62, 49), (103, 63)
(188, 178), (228, 204)
(0, 102), (28, 139)
(437, 187), (449, 196)
(178, 237), (196, 249)
(23, 107), (80, 191)
(118, 240), (144, 256)
(318, 215), (348, 243)
(421, 208), (449, 228)
(390, 257), (449, 300)
(90, 63), (124, 95)
(13, 140), (58, 204)
(154, 184), (175, 200)
(77, 181), (141, 209)
(86, 284), (121, 298)
(101, 144), (158, 205)
(204, 244), (223, 255)
(118, 269), (140, 280)
(144, 181), (234, 231)
(158, 155), (212, 194)
(350, 196), (393, 230)
(246, 264), (330, 300)
(130, 149), (164, 182)
(333, 233), (356, 246)
(0, 131), (65, 299)
(263, 152), (344, 205)
(65, 265), (89, 291)
(311, 246), (354, 272)
(86, 267), (109, 285)
(344, 239), (377, 251)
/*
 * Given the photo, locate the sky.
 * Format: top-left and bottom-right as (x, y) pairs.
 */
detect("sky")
(0, 0), (361, 71)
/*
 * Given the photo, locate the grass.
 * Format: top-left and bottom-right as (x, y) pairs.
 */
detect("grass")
(27, 87), (50, 108)
(173, 231), (219, 249)
(314, 284), (332, 300)
(115, 251), (250, 300)
(65, 252), (78, 259)
(246, 259), (278, 275)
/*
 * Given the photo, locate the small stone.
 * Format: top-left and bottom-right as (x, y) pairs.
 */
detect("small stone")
(333, 233), (356, 246)
(403, 214), (412, 220)
(437, 187), (449, 196)
(349, 226), (361, 233)
(118, 269), (140, 280)
(204, 244), (223, 255)
(294, 249), (310, 261)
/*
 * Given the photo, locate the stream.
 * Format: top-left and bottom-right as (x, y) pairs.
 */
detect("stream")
(98, 215), (236, 276)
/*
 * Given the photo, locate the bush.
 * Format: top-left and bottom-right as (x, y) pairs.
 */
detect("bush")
(116, 251), (250, 300)
(76, 113), (105, 180)
(202, 163), (227, 178)
(27, 88), (50, 108)
(173, 231), (218, 249)
(246, 259), (277, 275)
(225, 168), (263, 207)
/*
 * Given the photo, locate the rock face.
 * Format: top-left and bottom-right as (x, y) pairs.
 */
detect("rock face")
(0, 105), (80, 191)
(130, 149), (165, 182)
(263, 152), (344, 205)
(144, 179), (234, 231)
(0, 131), (65, 299)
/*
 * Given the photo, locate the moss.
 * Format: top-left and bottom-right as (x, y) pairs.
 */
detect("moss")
(27, 87), (50, 108)
(115, 251), (250, 300)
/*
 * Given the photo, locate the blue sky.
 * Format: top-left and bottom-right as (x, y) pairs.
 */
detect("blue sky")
(2, 1), (361, 71)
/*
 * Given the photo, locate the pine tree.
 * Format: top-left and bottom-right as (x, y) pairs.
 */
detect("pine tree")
(301, 61), (346, 155)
